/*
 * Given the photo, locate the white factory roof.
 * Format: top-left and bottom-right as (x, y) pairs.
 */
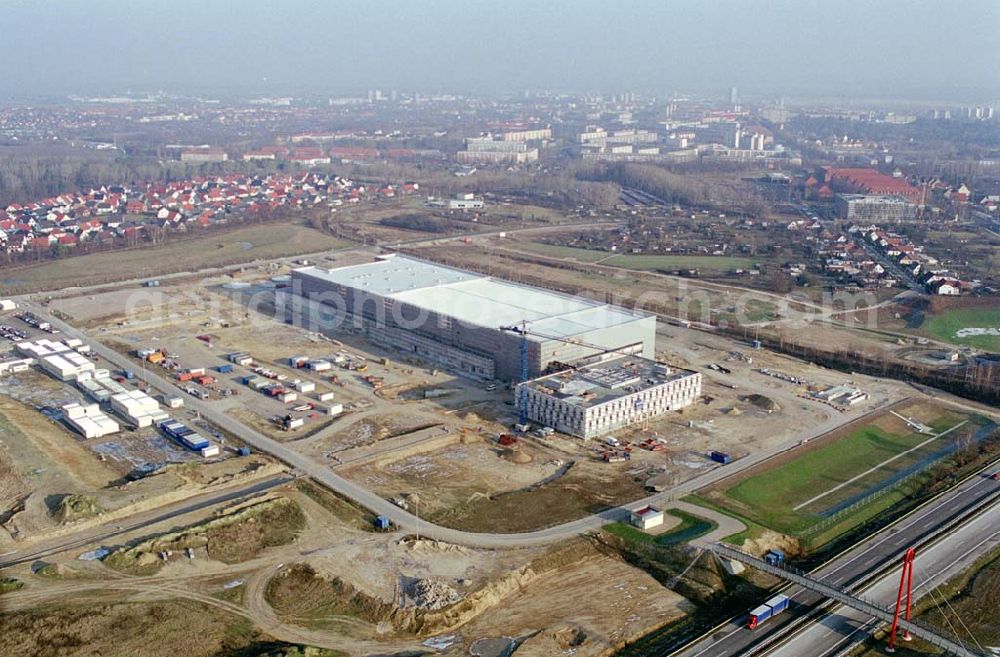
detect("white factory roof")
(296, 254), (648, 340)
(524, 355), (700, 408)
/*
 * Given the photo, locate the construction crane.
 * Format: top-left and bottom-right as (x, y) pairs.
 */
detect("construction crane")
(498, 322), (647, 427)
(499, 321), (531, 426)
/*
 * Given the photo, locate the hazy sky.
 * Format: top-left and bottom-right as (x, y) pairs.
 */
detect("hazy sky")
(2, 0), (998, 101)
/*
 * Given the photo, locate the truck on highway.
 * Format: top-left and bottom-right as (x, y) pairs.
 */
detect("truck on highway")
(747, 594), (790, 629)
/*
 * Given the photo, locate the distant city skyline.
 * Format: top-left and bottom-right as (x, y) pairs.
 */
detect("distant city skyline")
(1, 0), (998, 102)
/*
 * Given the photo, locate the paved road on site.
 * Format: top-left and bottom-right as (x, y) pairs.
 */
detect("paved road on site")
(766, 497), (1000, 657)
(666, 469), (1000, 657)
(0, 474), (292, 569)
(27, 301), (879, 549)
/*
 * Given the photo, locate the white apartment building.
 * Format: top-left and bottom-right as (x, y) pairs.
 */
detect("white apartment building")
(456, 135), (540, 165)
(502, 128), (552, 142)
(835, 194), (916, 222)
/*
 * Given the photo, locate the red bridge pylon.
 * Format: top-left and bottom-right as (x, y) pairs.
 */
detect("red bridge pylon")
(886, 546), (916, 652)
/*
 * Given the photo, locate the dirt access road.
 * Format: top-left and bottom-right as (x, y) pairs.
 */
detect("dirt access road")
(0, 474), (292, 569)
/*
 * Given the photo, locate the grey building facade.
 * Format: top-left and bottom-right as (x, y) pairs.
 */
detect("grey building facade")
(283, 254), (656, 381)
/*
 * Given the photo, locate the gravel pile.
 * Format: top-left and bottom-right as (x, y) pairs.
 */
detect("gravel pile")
(410, 579), (461, 610)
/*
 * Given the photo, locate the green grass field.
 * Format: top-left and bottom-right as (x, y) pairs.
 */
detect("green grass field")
(0, 222), (351, 294)
(517, 242), (760, 271)
(603, 510), (717, 546)
(605, 253), (759, 271)
(514, 242), (612, 262)
(702, 410), (974, 538)
(920, 308), (1000, 352)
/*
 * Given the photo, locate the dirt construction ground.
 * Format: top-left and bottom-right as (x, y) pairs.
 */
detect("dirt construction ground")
(46, 263), (921, 536)
(457, 552), (692, 657)
(0, 366), (283, 549)
(0, 472), (693, 657)
(4, 236), (994, 657)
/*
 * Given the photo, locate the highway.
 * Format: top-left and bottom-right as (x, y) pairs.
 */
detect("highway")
(0, 474), (292, 569)
(767, 498), (1000, 657)
(665, 468), (1000, 657)
(25, 301), (874, 549)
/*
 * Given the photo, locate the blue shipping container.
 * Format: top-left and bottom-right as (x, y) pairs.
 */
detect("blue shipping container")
(710, 451), (732, 464)
(767, 595), (790, 614)
(749, 604), (772, 627)
(217, 364), (234, 373)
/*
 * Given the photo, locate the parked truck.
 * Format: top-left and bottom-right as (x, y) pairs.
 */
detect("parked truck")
(747, 594), (790, 629)
(764, 549), (786, 566)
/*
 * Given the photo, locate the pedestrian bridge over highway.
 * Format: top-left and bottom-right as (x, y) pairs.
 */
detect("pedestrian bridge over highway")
(710, 543), (986, 657)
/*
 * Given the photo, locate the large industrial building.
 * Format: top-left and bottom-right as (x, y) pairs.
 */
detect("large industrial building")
(516, 355), (702, 439)
(285, 254), (656, 381)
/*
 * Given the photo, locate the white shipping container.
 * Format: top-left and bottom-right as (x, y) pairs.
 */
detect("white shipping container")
(0, 358), (33, 375)
(41, 355), (77, 380)
(322, 403), (344, 417)
(132, 414), (154, 428)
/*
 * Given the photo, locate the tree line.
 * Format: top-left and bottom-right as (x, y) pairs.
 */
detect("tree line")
(576, 162), (769, 218)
